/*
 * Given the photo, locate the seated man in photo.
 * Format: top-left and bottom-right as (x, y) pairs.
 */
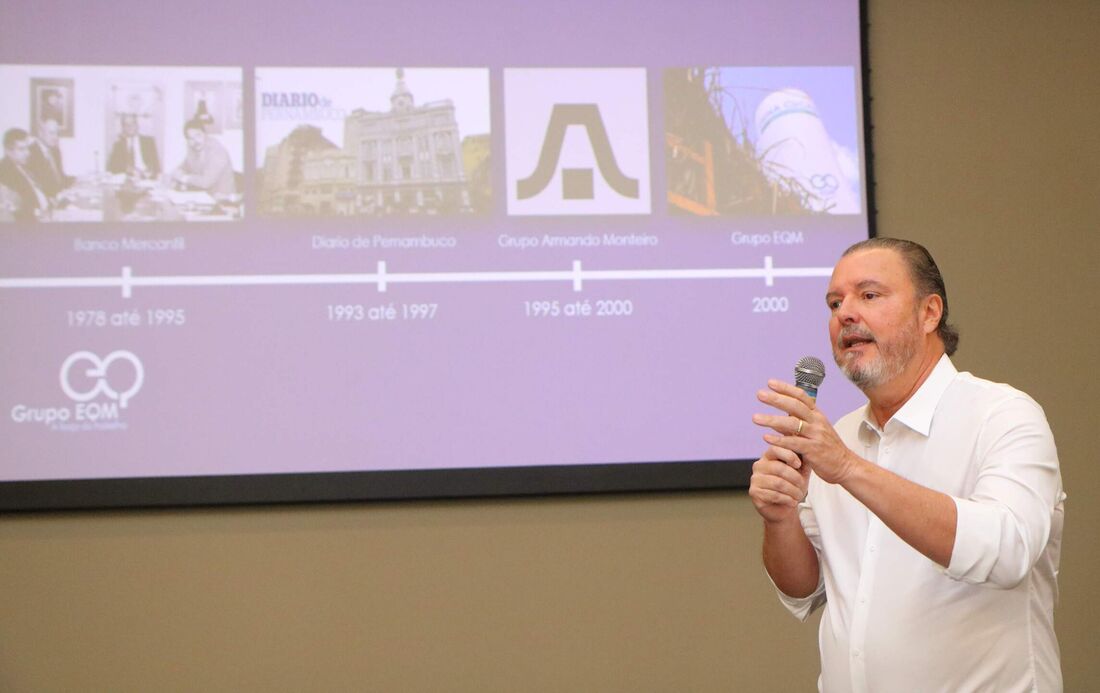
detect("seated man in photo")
(0, 128), (50, 221)
(26, 117), (73, 199)
(169, 119), (235, 196)
(107, 114), (161, 179)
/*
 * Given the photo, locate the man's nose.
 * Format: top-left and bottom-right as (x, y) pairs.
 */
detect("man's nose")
(835, 296), (859, 323)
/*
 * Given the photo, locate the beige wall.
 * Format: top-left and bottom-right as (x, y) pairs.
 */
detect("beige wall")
(2, 2), (1097, 690)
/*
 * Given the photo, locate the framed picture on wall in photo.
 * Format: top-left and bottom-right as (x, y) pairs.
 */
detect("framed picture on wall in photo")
(31, 77), (74, 136)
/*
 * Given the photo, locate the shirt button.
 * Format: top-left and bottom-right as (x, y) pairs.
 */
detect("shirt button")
(869, 545), (876, 553)
(853, 650), (862, 658)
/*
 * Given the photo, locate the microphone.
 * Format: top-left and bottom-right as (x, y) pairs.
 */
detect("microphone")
(794, 356), (826, 401)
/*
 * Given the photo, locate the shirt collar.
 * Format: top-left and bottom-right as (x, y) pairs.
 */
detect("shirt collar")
(859, 354), (957, 438)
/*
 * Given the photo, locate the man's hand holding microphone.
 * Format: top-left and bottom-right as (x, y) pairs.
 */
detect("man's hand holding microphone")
(748, 357), (859, 521)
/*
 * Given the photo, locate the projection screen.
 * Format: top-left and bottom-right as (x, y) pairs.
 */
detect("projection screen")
(0, 0), (874, 510)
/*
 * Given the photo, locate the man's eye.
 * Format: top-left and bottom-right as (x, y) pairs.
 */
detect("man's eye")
(863, 292), (877, 300)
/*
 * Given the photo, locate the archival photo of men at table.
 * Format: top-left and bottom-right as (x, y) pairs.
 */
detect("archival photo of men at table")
(0, 64), (243, 223)
(255, 67), (491, 219)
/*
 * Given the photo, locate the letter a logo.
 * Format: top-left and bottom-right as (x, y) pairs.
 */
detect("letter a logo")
(504, 68), (651, 216)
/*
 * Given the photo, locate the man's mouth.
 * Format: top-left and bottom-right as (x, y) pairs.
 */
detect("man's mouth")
(839, 332), (875, 350)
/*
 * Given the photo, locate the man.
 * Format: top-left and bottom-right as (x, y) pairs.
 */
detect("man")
(26, 117), (73, 199)
(169, 119), (235, 196)
(0, 128), (50, 221)
(750, 237), (1063, 691)
(107, 113), (161, 179)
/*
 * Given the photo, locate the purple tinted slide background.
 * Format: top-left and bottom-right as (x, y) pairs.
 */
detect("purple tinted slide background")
(0, 0), (868, 481)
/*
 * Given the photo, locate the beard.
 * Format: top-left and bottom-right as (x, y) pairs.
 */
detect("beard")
(833, 316), (920, 391)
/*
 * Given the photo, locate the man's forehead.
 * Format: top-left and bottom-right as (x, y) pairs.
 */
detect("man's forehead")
(828, 248), (911, 291)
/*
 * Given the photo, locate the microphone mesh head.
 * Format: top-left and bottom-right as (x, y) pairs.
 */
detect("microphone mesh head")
(794, 356), (827, 390)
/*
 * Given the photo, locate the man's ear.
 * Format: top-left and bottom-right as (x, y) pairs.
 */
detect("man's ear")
(921, 294), (944, 335)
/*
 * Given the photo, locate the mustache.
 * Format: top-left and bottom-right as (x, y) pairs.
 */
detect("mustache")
(836, 326), (876, 348)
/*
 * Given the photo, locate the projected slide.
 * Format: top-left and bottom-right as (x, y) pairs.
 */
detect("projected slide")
(0, 0), (871, 505)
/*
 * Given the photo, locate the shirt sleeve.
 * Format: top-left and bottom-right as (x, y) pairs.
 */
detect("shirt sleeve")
(945, 395), (1062, 588)
(770, 494), (827, 621)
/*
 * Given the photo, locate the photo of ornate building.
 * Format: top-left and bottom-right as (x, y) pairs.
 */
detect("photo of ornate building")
(258, 69), (490, 218)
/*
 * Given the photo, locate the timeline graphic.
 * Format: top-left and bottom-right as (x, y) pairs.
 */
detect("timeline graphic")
(0, 256), (832, 297)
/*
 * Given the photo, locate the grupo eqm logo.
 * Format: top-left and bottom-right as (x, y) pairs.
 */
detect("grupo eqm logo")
(60, 350), (144, 409)
(9, 350), (145, 429)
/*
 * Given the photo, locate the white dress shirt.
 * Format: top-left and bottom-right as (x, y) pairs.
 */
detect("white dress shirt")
(776, 355), (1064, 692)
(129, 136), (147, 172)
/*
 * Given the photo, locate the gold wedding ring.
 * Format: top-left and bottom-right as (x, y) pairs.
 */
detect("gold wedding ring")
(796, 419), (804, 436)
